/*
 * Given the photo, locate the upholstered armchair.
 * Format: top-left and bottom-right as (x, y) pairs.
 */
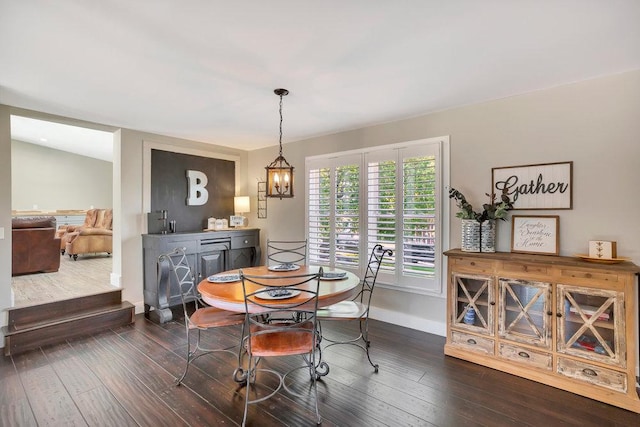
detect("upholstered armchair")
(56, 209), (98, 254)
(64, 209), (113, 260)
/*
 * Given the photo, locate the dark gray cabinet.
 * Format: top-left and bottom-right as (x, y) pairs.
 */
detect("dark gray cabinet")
(142, 228), (260, 322)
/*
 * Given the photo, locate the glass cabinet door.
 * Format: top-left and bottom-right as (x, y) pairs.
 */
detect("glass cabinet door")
(557, 284), (624, 367)
(498, 279), (551, 349)
(452, 273), (494, 336)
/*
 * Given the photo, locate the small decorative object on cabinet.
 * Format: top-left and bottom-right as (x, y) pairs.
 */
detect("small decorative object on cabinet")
(444, 249), (640, 413)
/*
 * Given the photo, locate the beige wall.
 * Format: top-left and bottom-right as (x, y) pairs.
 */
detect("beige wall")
(248, 70), (640, 334)
(0, 70), (638, 345)
(11, 140), (113, 211)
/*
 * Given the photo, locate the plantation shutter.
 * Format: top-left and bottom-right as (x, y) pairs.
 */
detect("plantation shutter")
(306, 137), (446, 294)
(308, 166), (330, 264)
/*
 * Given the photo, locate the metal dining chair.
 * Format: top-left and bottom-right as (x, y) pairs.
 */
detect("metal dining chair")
(266, 239), (308, 266)
(158, 248), (245, 385)
(317, 244), (393, 372)
(239, 268), (323, 426)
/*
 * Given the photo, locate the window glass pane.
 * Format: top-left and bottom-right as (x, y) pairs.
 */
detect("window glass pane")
(335, 164), (360, 267)
(403, 156), (436, 278)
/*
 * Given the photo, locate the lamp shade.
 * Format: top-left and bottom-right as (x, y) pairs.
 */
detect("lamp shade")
(234, 196), (250, 214)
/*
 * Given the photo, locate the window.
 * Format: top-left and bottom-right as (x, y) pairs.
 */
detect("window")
(306, 137), (449, 294)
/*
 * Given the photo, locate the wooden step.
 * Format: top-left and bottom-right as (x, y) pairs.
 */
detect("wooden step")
(3, 290), (135, 356)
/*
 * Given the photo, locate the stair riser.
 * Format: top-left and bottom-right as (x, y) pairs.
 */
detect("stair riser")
(4, 306), (134, 356)
(8, 290), (122, 327)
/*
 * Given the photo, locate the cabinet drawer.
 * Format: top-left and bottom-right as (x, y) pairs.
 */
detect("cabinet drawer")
(165, 240), (199, 254)
(231, 233), (257, 249)
(451, 331), (494, 355)
(451, 257), (493, 273)
(499, 343), (552, 371)
(557, 357), (627, 393)
(559, 268), (620, 284)
(502, 261), (548, 275)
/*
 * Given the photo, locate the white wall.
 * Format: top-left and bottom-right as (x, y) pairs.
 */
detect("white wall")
(0, 106), (12, 331)
(11, 140), (112, 211)
(248, 70), (640, 335)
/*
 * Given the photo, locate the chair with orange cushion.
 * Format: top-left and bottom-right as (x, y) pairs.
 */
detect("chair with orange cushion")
(158, 247), (245, 385)
(239, 268), (323, 426)
(266, 239), (307, 266)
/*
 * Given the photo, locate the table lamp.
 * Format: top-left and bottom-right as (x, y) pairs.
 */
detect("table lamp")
(232, 196), (250, 227)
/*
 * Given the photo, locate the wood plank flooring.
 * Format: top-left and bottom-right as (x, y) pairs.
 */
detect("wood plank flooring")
(11, 254), (113, 308)
(2, 313), (639, 426)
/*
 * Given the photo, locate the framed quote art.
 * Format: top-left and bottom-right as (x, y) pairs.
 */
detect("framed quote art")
(492, 161), (572, 210)
(511, 215), (559, 255)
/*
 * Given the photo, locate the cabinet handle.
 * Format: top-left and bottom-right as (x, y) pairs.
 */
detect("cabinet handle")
(467, 338), (477, 345)
(470, 261), (476, 266)
(489, 301), (496, 306)
(582, 368), (598, 377)
(556, 312), (563, 317)
(244, 239), (249, 244)
(517, 351), (530, 358)
(547, 311), (552, 316)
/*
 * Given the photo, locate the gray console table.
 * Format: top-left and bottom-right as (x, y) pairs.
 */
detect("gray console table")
(142, 228), (260, 323)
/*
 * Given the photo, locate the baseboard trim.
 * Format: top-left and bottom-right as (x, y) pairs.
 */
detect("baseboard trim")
(133, 300), (146, 315)
(110, 273), (121, 287)
(369, 306), (446, 337)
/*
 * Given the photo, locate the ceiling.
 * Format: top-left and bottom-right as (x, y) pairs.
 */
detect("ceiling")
(1, 1), (639, 158)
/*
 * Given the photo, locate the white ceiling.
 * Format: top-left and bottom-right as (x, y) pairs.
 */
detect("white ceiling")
(1, 1), (639, 158)
(10, 116), (114, 161)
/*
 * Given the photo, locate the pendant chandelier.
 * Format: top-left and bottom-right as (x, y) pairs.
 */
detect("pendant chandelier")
(265, 88), (294, 198)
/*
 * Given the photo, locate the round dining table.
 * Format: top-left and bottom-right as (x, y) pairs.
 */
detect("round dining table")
(197, 265), (360, 313)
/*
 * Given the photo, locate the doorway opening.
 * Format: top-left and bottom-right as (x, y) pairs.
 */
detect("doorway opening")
(10, 115), (117, 307)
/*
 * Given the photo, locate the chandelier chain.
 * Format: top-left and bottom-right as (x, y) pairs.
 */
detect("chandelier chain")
(278, 93), (284, 157)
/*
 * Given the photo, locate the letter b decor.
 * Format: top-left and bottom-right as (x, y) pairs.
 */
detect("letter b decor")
(186, 170), (209, 206)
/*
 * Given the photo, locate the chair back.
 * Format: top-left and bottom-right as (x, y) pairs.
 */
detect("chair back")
(266, 239), (308, 266)
(240, 269), (322, 356)
(355, 244), (393, 308)
(158, 247), (200, 320)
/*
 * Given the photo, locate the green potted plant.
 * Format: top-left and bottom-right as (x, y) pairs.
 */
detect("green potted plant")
(449, 187), (513, 252)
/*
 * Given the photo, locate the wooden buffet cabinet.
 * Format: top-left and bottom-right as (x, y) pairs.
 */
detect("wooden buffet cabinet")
(444, 249), (640, 413)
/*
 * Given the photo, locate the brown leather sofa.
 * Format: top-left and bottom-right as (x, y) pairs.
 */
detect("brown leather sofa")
(64, 208), (113, 260)
(12, 216), (61, 275)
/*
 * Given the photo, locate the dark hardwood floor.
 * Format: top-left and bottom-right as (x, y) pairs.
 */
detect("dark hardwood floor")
(2, 312), (639, 426)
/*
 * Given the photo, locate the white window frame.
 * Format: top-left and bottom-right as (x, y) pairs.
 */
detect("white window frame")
(305, 136), (450, 296)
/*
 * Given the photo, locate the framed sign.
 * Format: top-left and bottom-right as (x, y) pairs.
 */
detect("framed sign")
(492, 161), (572, 209)
(230, 215), (245, 227)
(511, 215), (559, 255)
